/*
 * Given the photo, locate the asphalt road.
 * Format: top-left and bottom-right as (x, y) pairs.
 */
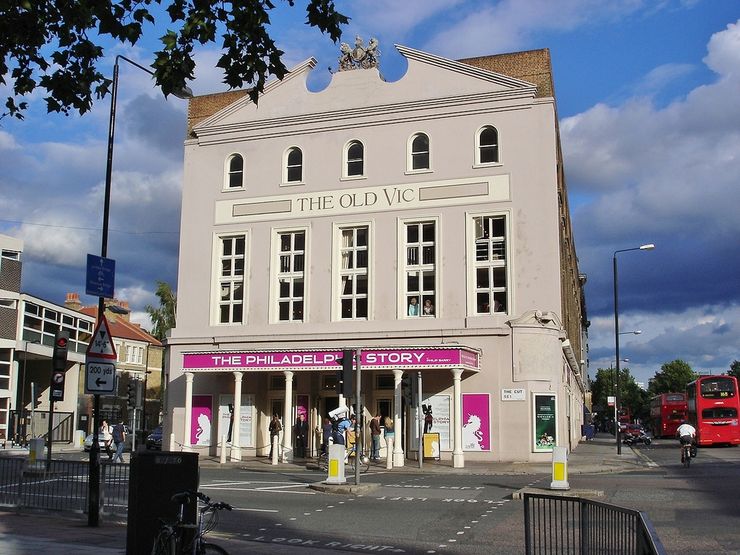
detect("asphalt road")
(34, 439), (740, 554)
(190, 440), (740, 554)
(197, 466), (537, 554)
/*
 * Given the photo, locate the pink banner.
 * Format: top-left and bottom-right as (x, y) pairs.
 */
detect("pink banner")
(191, 395), (213, 446)
(462, 393), (491, 451)
(183, 347), (478, 370)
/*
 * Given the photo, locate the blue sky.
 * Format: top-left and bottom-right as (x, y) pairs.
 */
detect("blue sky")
(1, 0), (739, 386)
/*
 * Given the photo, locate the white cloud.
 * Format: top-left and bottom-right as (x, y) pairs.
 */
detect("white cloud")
(421, 0), (648, 58)
(0, 130), (18, 150)
(588, 303), (740, 385)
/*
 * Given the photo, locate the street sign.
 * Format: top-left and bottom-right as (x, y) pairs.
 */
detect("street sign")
(84, 359), (116, 394)
(86, 254), (115, 298)
(87, 315), (117, 360)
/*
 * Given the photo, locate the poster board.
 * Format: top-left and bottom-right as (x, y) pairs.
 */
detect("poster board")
(421, 394), (451, 451)
(191, 395), (213, 447)
(218, 394), (255, 448)
(462, 393), (491, 451)
(423, 433), (441, 459)
(532, 393), (557, 452)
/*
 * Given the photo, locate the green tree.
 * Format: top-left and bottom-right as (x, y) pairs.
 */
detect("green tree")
(1, 0), (349, 119)
(590, 366), (649, 426)
(729, 360), (740, 381)
(648, 359), (698, 396)
(145, 281), (177, 341)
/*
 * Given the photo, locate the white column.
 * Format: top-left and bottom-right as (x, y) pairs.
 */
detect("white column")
(183, 372), (194, 451)
(393, 369), (404, 467)
(230, 372), (243, 461)
(282, 371), (294, 462)
(452, 368), (465, 468)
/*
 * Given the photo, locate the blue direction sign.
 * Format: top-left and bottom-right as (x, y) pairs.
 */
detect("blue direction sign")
(86, 254), (115, 298)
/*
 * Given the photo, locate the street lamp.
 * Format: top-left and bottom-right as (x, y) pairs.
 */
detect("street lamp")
(614, 243), (654, 454)
(88, 55), (192, 527)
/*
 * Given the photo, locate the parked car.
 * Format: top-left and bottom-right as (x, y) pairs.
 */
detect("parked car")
(145, 426), (163, 450)
(83, 433), (108, 452)
(83, 425), (133, 452)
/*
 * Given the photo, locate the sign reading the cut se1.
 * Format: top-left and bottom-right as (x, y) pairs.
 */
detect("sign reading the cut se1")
(85, 359), (116, 394)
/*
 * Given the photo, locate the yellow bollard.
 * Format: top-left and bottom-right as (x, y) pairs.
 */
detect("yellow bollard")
(550, 446), (570, 490)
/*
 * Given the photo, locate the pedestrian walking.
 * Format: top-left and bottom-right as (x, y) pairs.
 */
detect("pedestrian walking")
(100, 420), (113, 460)
(294, 413), (308, 458)
(111, 420), (126, 463)
(369, 413), (381, 460)
(268, 413), (282, 459)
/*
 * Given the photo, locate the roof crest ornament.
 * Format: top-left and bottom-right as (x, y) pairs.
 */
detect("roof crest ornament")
(338, 35), (379, 71)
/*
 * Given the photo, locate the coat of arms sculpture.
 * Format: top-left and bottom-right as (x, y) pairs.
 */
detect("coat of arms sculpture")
(339, 36), (379, 71)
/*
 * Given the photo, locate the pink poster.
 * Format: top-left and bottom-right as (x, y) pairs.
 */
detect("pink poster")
(296, 395), (309, 419)
(462, 393), (491, 451)
(191, 395), (213, 447)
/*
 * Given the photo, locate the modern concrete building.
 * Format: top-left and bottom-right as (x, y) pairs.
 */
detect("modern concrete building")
(165, 43), (587, 465)
(0, 233), (96, 446)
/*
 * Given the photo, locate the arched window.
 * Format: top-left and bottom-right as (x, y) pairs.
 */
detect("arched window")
(409, 133), (430, 171)
(227, 154), (244, 188)
(285, 147), (303, 183)
(346, 140), (364, 177)
(477, 126), (499, 164)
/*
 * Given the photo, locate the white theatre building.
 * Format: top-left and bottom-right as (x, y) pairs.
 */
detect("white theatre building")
(164, 41), (588, 466)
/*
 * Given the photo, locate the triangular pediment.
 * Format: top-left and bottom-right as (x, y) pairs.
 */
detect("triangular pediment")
(192, 43), (539, 138)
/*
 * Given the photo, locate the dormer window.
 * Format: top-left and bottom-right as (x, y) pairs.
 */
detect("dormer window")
(226, 154), (244, 188)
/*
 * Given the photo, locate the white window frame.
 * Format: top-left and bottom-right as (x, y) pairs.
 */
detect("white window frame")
(398, 217), (439, 319)
(332, 222), (372, 321)
(212, 233), (248, 325)
(270, 226), (309, 323)
(224, 153), (245, 190)
(406, 132), (432, 174)
(282, 146), (304, 185)
(473, 125), (502, 168)
(466, 210), (511, 316)
(342, 139), (366, 180)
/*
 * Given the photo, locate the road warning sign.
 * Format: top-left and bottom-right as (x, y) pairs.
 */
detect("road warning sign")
(86, 315), (117, 360)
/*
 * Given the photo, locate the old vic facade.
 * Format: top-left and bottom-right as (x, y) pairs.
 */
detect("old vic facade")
(164, 40), (588, 465)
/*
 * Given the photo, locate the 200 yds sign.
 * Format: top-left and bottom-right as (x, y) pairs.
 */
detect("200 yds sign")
(85, 359), (116, 394)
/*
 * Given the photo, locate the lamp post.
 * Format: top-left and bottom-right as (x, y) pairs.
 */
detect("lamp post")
(88, 55), (192, 527)
(614, 243), (654, 454)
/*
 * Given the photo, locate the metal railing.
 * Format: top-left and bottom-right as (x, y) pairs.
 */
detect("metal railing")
(523, 492), (666, 554)
(0, 456), (128, 517)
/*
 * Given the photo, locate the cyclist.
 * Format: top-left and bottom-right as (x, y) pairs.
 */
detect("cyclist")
(676, 420), (696, 460)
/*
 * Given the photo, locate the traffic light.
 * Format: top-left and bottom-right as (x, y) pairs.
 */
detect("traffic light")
(127, 381), (138, 408)
(52, 329), (69, 371)
(31, 382), (41, 409)
(335, 349), (355, 397)
(50, 330), (69, 402)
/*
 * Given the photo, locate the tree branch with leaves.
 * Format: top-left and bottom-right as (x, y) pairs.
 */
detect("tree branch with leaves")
(0, 0), (349, 119)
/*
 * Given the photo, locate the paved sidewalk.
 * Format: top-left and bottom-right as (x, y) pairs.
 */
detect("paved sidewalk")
(0, 434), (643, 554)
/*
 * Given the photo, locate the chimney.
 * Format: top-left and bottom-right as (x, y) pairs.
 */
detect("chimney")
(65, 292), (82, 311)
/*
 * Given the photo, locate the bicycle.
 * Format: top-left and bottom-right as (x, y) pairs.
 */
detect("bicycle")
(347, 442), (370, 474)
(681, 442), (693, 468)
(317, 449), (329, 471)
(151, 490), (232, 555)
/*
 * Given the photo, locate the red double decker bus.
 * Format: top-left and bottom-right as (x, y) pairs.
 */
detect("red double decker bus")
(686, 375), (740, 446)
(649, 393), (687, 438)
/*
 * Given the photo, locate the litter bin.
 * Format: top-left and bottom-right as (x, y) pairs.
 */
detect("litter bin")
(125, 450), (199, 555)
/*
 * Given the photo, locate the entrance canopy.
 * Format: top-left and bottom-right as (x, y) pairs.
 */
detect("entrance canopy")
(182, 346), (480, 373)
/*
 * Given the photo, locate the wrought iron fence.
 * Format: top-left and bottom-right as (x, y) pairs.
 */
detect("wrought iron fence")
(523, 492), (666, 555)
(0, 456), (128, 517)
